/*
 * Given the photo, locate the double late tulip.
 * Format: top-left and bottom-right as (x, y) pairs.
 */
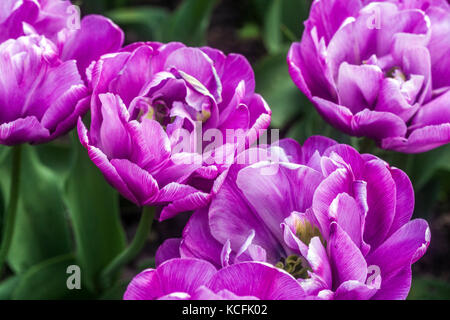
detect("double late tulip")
(0, 0), (124, 145)
(78, 42), (271, 220)
(124, 258), (306, 300)
(288, 0), (450, 153)
(157, 137), (430, 299)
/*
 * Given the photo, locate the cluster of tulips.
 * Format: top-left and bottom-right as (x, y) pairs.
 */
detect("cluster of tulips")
(1, 0), (449, 300)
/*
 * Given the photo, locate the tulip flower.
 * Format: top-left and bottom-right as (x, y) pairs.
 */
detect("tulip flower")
(78, 42), (271, 220)
(124, 258), (305, 300)
(159, 137), (430, 299)
(288, 0), (450, 153)
(0, 0), (124, 78)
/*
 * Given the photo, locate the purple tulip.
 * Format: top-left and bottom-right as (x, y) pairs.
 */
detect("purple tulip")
(123, 258), (305, 300)
(158, 137), (430, 299)
(0, 0), (124, 145)
(0, 0), (124, 78)
(78, 42), (271, 220)
(288, 0), (450, 153)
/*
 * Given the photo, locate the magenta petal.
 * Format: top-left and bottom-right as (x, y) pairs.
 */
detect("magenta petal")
(180, 208), (223, 267)
(371, 266), (411, 300)
(382, 123), (450, 153)
(111, 159), (159, 206)
(352, 109), (407, 140)
(411, 89), (450, 128)
(77, 119), (138, 204)
(427, 6), (450, 89)
(0, 116), (49, 145)
(207, 262), (306, 300)
(127, 118), (171, 173)
(329, 193), (363, 249)
(236, 163), (324, 244)
(328, 222), (368, 286)
(98, 94), (132, 159)
(61, 14), (124, 78)
(307, 0), (362, 42)
(307, 237), (333, 289)
(334, 280), (377, 300)
(312, 97), (354, 135)
(107, 45), (154, 106)
(124, 258), (217, 300)
(387, 168), (414, 237)
(219, 53), (255, 109)
(337, 62), (383, 113)
(155, 238), (181, 267)
(313, 169), (353, 238)
(301, 135), (338, 165)
(367, 219), (430, 280)
(165, 47), (220, 99)
(158, 191), (210, 221)
(362, 159), (397, 249)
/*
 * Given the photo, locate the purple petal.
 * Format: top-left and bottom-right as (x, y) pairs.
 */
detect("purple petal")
(61, 15), (124, 78)
(155, 238), (181, 267)
(207, 262), (305, 300)
(334, 280), (377, 300)
(382, 123), (450, 153)
(352, 109), (407, 140)
(362, 159), (397, 249)
(0, 116), (49, 145)
(328, 222), (368, 286)
(387, 168), (414, 237)
(337, 62), (383, 113)
(180, 208), (223, 267)
(110, 159), (159, 206)
(124, 258), (217, 300)
(367, 219), (430, 280)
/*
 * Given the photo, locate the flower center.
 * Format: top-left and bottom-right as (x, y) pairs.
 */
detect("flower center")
(296, 219), (326, 247)
(276, 255), (310, 279)
(134, 97), (175, 127)
(386, 66), (407, 82)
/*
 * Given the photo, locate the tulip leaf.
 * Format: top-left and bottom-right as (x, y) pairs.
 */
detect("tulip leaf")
(162, 0), (218, 46)
(257, 0), (311, 53)
(64, 136), (126, 292)
(106, 6), (170, 42)
(408, 276), (450, 300)
(409, 144), (450, 191)
(100, 280), (129, 300)
(12, 254), (94, 300)
(264, 0), (283, 54)
(0, 145), (73, 274)
(0, 276), (19, 300)
(254, 52), (306, 129)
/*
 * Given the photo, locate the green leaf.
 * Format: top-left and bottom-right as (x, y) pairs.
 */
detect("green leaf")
(409, 144), (450, 190)
(35, 139), (75, 177)
(106, 6), (170, 42)
(64, 136), (126, 292)
(0, 145), (73, 273)
(408, 276), (450, 300)
(100, 280), (129, 300)
(162, 0), (218, 46)
(0, 276), (19, 300)
(12, 254), (94, 300)
(264, 0), (283, 53)
(254, 52), (306, 129)
(280, 0), (312, 40)
(255, 0), (311, 51)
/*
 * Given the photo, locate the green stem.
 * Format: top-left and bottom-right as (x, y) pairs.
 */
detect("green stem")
(0, 145), (22, 277)
(100, 206), (154, 289)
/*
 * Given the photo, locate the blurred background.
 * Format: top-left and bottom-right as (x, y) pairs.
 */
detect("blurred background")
(0, 0), (448, 300)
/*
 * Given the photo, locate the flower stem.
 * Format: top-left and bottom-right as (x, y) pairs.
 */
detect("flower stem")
(100, 206), (154, 289)
(0, 145), (22, 277)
